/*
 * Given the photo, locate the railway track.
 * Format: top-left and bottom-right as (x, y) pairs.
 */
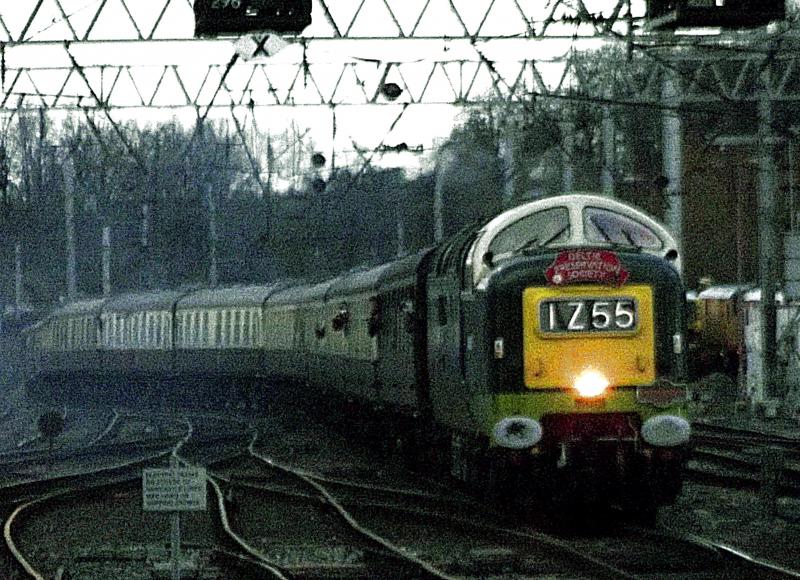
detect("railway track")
(4, 405), (798, 579)
(692, 421), (800, 451)
(687, 421), (800, 496)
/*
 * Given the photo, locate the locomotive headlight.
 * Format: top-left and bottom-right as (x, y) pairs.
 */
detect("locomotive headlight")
(573, 369), (609, 398)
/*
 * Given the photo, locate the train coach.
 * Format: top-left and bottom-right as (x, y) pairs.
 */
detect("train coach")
(24, 193), (691, 514)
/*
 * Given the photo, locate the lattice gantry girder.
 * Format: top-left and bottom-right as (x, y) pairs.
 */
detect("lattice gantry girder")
(2, 40), (586, 109)
(671, 50), (800, 104)
(0, 0), (640, 42)
(7, 38), (800, 111)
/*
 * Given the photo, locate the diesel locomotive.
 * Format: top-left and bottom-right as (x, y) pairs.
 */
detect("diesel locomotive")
(23, 193), (690, 512)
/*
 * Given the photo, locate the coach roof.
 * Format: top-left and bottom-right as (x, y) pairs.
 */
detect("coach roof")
(104, 290), (188, 313)
(52, 297), (107, 317)
(176, 284), (287, 309)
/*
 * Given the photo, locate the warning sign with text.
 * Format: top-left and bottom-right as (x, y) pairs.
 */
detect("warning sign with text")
(142, 467), (207, 512)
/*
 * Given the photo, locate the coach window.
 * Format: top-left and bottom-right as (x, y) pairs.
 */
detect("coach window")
(196, 312), (203, 345)
(149, 314), (156, 347)
(251, 309), (259, 344)
(437, 295), (448, 326)
(223, 310), (232, 345)
(233, 310), (242, 345)
(137, 313), (144, 345)
(202, 312), (210, 346)
(119, 315), (126, 347)
(243, 311), (251, 345)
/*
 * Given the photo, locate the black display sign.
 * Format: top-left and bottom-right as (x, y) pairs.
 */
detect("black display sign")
(194, 0), (312, 37)
(539, 297), (638, 334)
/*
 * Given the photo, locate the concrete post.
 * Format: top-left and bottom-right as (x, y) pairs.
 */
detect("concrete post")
(433, 149), (452, 243)
(396, 206), (406, 257)
(208, 186), (218, 287)
(102, 227), (111, 297)
(602, 101), (615, 196)
(141, 203), (150, 248)
(758, 83), (779, 403)
(561, 119), (574, 193)
(14, 242), (22, 318)
(662, 73), (683, 258)
(63, 158), (77, 301)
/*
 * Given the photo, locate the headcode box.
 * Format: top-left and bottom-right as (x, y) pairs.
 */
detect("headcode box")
(142, 467), (207, 512)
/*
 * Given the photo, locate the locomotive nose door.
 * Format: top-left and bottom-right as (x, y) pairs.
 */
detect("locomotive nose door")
(522, 283), (656, 391)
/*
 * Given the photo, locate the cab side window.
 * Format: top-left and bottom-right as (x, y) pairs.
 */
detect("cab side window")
(437, 296), (448, 326)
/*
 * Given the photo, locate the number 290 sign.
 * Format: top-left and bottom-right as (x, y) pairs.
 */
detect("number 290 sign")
(143, 467), (207, 512)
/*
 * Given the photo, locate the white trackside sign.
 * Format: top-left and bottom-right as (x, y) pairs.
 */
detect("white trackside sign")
(142, 467), (207, 512)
